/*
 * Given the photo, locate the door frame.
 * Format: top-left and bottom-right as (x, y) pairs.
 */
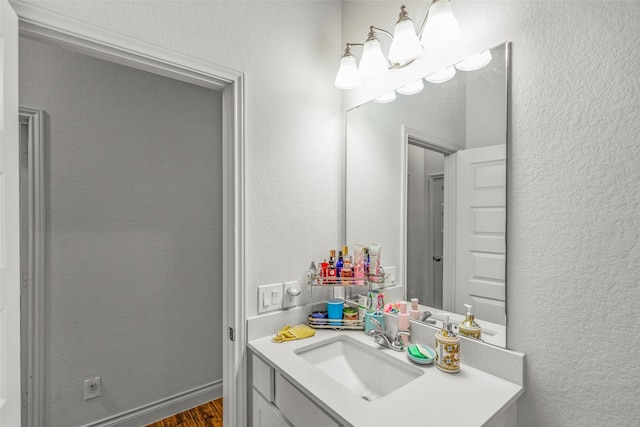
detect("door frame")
(401, 125), (461, 310)
(427, 172), (444, 308)
(12, 3), (246, 426)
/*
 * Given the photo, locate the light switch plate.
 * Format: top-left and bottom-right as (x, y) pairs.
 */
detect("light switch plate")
(258, 283), (284, 313)
(385, 266), (396, 285)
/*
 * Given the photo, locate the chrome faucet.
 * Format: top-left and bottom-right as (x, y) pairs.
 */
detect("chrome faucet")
(367, 317), (408, 352)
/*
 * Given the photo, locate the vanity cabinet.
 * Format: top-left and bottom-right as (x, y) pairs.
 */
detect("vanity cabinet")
(250, 352), (340, 427)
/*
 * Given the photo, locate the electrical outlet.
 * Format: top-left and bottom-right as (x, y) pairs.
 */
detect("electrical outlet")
(258, 283), (284, 313)
(84, 376), (101, 400)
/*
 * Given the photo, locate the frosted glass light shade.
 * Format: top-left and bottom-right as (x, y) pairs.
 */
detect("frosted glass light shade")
(421, 0), (461, 48)
(455, 50), (492, 71)
(397, 79), (424, 95)
(374, 91), (396, 103)
(425, 66), (456, 83)
(334, 54), (362, 89)
(359, 38), (389, 78)
(388, 19), (423, 64)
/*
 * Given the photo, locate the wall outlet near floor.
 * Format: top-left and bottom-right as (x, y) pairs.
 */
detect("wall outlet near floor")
(84, 376), (101, 400)
(258, 283), (284, 313)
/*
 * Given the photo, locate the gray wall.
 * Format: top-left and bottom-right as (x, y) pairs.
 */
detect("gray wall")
(19, 37), (223, 426)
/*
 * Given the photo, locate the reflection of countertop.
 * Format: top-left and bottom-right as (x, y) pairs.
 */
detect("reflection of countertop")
(249, 329), (523, 427)
(415, 305), (507, 348)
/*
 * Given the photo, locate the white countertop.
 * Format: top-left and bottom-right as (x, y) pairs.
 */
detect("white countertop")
(249, 329), (523, 427)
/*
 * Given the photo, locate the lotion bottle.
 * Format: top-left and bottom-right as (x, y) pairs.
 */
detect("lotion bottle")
(435, 314), (460, 373)
(398, 301), (410, 346)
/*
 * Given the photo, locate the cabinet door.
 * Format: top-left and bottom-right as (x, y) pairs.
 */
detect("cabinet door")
(275, 373), (339, 427)
(253, 390), (289, 427)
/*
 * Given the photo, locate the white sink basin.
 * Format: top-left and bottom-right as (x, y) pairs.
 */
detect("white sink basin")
(294, 335), (423, 401)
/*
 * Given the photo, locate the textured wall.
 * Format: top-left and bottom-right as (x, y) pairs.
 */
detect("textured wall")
(23, 0), (343, 323)
(344, 1), (640, 426)
(19, 0), (640, 425)
(19, 37), (224, 425)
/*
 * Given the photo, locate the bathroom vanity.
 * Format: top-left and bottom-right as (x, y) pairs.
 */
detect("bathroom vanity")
(248, 323), (523, 427)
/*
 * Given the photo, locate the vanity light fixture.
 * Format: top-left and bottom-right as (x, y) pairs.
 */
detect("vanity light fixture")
(334, 0), (461, 89)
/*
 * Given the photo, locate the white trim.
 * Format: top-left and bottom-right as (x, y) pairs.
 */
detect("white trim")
(401, 126), (459, 307)
(18, 108), (46, 427)
(442, 155), (456, 312)
(82, 381), (223, 427)
(13, 3), (246, 426)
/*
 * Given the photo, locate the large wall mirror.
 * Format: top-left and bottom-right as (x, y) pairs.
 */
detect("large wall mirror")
(345, 42), (510, 348)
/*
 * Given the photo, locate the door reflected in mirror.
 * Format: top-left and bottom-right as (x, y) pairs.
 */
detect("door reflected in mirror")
(345, 43), (510, 348)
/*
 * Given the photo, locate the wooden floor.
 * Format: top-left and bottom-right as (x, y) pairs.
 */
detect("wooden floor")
(146, 398), (223, 427)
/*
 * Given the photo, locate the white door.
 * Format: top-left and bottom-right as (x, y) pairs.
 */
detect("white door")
(455, 144), (506, 325)
(0, 0), (20, 426)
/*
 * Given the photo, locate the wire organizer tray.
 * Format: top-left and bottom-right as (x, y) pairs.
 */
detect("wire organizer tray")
(307, 315), (364, 330)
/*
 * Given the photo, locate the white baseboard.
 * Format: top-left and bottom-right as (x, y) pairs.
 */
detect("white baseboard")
(82, 380), (223, 427)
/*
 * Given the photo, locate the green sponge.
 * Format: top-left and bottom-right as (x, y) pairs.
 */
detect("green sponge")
(407, 344), (427, 359)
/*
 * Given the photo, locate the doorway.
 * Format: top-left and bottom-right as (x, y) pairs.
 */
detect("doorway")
(17, 13), (244, 419)
(406, 144), (445, 308)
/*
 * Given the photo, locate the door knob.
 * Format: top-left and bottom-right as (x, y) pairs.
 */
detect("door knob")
(433, 256), (442, 262)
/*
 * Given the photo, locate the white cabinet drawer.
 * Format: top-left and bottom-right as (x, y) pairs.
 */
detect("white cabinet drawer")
(252, 353), (274, 402)
(275, 373), (339, 427)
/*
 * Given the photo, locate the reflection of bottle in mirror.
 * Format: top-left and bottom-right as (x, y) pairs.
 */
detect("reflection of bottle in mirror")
(410, 298), (421, 320)
(458, 304), (482, 339)
(363, 247), (370, 275)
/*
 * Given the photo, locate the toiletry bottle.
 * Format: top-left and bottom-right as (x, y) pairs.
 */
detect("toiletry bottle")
(308, 261), (317, 284)
(458, 304), (482, 339)
(341, 257), (352, 278)
(409, 298), (421, 320)
(336, 250), (344, 277)
(363, 247), (370, 275)
(368, 244), (381, 277)
(353, 245), (365, 284)
(328, 250), (337, 283)
(320, 259), (329, 284)
(398, 301), (411, 346)
(435, 314), (460, 373)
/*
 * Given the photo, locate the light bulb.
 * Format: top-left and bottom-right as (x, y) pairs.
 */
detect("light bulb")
(334, 51), (362, 89)
(397, 79), (424, 95)
(388, 6), (423, 64)
(455, 50), (493, 71)
(425, 66), (456, 83)
(374, 91), (396, 103)
(359, 35), (388, 78)
(421, 0), (461, 48)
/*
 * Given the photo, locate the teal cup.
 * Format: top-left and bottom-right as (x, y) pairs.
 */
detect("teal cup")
(326, 298), (345, 326)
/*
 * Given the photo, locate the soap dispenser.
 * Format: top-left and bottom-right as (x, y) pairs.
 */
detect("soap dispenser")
(435, 314), (460, 373)
(458, 304), (482, 340)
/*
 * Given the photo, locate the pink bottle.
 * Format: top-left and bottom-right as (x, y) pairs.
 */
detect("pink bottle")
(409, 298), (421, 320)
(398, 301), (410, 346)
